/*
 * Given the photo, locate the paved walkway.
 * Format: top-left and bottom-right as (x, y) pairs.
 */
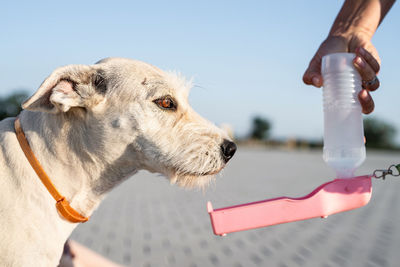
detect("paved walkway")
(71, 148), (400, 267)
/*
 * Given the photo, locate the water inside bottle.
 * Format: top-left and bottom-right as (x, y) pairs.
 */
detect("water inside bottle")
(322, 53), (365, 179)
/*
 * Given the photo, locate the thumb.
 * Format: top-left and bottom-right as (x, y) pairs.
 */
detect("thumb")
(303, 55), (323, 88)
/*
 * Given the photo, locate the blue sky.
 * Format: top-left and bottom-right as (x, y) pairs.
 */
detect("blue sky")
(1, 1), (399, 144)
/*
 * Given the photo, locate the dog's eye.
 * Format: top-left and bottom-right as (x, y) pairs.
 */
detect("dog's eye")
(154, 96), (177, 111)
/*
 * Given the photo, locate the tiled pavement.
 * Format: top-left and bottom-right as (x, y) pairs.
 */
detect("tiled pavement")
(71, 148), (400, 267)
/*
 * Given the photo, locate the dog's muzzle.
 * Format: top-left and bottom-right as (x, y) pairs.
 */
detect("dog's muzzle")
(220, 139), (237, 163)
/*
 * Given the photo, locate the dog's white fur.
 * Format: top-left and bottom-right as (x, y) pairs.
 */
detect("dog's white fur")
(0, 58), (232, 266)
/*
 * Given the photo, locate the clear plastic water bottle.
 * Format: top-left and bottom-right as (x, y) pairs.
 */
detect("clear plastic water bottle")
(321, 53), (366, 178)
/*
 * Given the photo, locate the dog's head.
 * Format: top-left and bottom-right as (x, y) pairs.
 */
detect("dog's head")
(23, 58), (236, 189)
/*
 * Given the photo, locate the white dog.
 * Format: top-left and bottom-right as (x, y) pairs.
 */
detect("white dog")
(0, 58), (236, 266)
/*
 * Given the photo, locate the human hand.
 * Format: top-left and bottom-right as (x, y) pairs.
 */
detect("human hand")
(303, 35), (380, 114)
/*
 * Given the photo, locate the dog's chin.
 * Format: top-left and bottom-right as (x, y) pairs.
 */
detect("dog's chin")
(168, 169), (222, 189)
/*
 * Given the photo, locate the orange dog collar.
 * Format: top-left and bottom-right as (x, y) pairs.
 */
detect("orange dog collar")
(15, 117), (89, 223)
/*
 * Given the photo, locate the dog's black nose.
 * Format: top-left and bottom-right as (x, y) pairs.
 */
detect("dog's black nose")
(220, 139), (237, 163)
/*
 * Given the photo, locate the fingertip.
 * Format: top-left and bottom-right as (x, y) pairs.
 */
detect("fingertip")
(304, 57), (322, 87)
(358, 90), (374, 114)
(302, 72), (310, 85)
(303, 73), (322, 88)
(312, 76), (322, 87)
(363, 105), (374, 115)
(302, 72), (314, 86)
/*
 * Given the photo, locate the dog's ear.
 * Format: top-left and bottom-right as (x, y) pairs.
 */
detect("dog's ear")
(22, 65), (106, 113)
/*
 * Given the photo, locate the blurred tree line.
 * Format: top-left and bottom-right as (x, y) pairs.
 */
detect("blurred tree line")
(250, 116), (271, 140)
(249, 115), (398, 150)
(364, 117), (397, 149)
(0, 91), (28, 120)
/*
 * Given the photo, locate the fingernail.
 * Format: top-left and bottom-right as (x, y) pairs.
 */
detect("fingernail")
(354, 56), (365, 68)
(361, 90), (367, 98)
(312, 76), (320, 86)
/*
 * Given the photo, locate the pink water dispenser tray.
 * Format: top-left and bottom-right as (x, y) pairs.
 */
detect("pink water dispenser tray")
(207, 175), (372, 236)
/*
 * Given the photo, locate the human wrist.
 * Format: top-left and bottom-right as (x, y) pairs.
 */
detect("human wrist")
(328, 26), (373, 44)
(328, 0), (381, 42)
